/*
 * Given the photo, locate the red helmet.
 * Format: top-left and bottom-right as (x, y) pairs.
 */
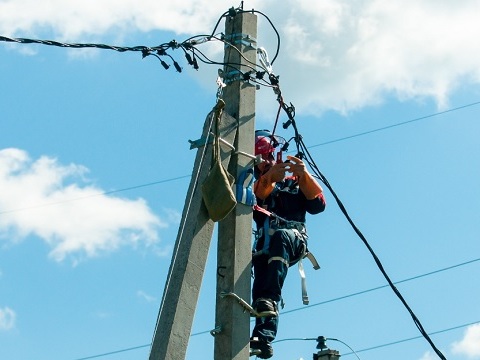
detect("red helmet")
(254, 130), (286, 156)
(255, 135), (275, 155)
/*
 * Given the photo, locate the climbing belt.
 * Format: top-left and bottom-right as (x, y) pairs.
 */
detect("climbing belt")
(252, 204), (320, 305)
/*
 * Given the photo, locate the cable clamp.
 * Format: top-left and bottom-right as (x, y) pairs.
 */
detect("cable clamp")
(223, 69), (245, 84)
(222, 33), (257, 49)
(210, 326), (222, 337)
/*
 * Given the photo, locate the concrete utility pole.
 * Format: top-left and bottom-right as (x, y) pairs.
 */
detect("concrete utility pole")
(214, 11), (257, 360)
(149, 9), (257, 360)
(149, 103), (237, 360)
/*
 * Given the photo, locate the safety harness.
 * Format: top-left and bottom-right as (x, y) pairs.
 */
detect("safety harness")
(252, 204), (320, 305)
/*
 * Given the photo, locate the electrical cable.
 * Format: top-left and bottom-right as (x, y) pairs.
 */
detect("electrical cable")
(72, 344), (150, 360)
(0, 35), (158, 52)
(208, 6), (281, 65)
(70, 319), (480, 360)
(2, 7), (475, 360)
(308, 100), (480, 148)
(273, 337), (361, 359)
(0, 175), (191, 215)
(276, 91), (448, 360)
(244, 9), (281, 64)
(0, 98), (477, 215)
(1, 6), (281, 75)
(327, 338), (361, 360)
(302, 139), (447, 360)
(342, 320), (480, 357)
(280, 256), (480, 316)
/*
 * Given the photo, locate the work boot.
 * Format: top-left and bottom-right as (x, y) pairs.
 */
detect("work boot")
(253, 298), (278, 317)
(250, 337), (273, 359)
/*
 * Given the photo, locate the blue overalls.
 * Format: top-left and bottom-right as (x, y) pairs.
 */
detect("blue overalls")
(251, 178), (326, 343)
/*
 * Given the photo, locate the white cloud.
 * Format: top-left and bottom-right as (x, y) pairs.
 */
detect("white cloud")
(0, 0), (228, 39)
(419, 351), (435, 360)
(137, 290), (157, 303)
(0, 307), (16, 331)
(0, 148), (165, 263)
(2, 1), (480, 113)
(264, 0), (480, 114)
(452, 323), (480, 358)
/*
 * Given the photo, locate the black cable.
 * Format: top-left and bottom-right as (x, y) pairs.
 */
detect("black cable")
(1, 6), (281, 77)
(243, 9), (281, 64)
(298, 134), (448, 360)
(209, 10), (231, 39)
(274, 87), (447, 359)
(0, 35), (160, 53)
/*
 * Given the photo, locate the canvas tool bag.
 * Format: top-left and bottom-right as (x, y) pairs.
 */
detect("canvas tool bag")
(202, 109), (237, 222)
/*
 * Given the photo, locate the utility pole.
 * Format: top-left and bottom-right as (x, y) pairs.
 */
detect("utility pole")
(214, 10), (257, 360)
(149, 103), (237, 360)
(149, 9), (257, 360)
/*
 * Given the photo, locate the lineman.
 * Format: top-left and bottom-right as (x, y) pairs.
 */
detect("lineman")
(250, 130), (326, 359)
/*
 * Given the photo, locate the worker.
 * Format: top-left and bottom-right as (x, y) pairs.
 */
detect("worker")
(250, 130), (326, 359)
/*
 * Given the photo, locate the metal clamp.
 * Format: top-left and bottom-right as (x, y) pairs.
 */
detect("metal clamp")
(223, 33), (257, 49)
(210, 326), (222, 337)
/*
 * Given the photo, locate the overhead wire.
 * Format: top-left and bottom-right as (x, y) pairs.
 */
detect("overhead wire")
(275, 84), (448, 359)
(273, 337), (361, 360)
(342, 319), (480, 357)
(2, 6), (477, 360)
(281, 256), (480, 316)
(308, 100), (480, 148)
(0, 4), (281, 86)
(70, 318), (480, 360)
(0, 99), (477, 215)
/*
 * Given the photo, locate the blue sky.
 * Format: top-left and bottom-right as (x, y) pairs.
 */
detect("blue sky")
(1, 1), (480, 360)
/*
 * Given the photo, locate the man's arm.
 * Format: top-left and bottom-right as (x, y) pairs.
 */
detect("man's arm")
(286, 156), (323, 200)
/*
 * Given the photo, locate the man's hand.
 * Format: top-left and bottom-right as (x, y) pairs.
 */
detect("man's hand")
(264, 162), (289, 182)
(286, 155), (307, 177)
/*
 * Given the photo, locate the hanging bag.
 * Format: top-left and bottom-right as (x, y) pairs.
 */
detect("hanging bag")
(202, 109), (237, 222)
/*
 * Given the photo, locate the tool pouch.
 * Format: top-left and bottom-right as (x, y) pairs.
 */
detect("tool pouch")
(202, 108), (237, 222)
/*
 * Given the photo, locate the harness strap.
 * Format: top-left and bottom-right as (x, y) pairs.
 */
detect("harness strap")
(262, 216), (270, 255)
(252, 205), (320, 305)
(305, 252), (321, 270)
(298, 257), (309, 305)
(268, 256), (289, 266)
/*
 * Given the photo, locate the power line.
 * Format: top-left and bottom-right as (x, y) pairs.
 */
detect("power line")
(71, 318), (480, 360)
(282, 95), (449, 359)
(1, 100), (477, 215)
(281, 256), (480, 316)
(0, 175), (191, 215)
(72, 344), (150, 360)
(342, 320), (480, 357)
(308, 100), (480, 148)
